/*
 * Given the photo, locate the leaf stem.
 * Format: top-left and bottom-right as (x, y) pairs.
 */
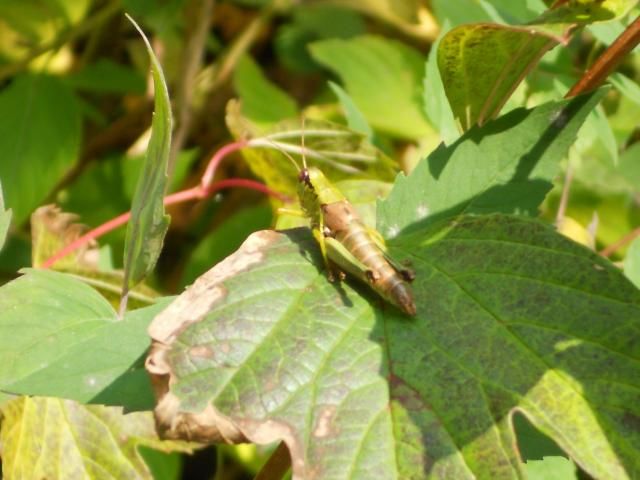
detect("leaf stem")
(169, 0), (216, 173)
(555, 163), (573, 227)
(201, 140), (249, 188)
(254, 442), (291, 480)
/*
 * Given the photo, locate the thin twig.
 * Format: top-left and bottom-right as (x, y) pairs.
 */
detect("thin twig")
(600, 226), (640, 258)
(207, 2), (277, 92)
(566, 15), (640, 97)
(169, 0), (216, 172)
(558, 14), (640, 236)
(254, 442), (291, 480)
(555, 163), (573, 227)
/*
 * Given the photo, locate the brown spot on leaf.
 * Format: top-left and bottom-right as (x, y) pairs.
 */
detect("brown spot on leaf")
(237, 417), (305, 477)
(145, 231), (285, 446)
(312, 405), (337, 439)
(189, 345), (214, 359)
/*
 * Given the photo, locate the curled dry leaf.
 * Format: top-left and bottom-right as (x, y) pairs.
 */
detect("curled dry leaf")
(31, 205), (99, 269)
(146, 230), (282, 445)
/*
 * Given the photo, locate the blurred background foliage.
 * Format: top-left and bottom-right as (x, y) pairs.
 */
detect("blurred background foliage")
(0, 0), (639, 478)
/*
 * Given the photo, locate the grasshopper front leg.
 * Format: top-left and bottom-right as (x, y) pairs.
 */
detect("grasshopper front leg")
(313, 223), (345, 282)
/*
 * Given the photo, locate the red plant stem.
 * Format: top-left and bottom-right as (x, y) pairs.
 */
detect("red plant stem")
(201, 139), (248, 189)
(41, 178), (287, 269)
(566, 15), (640, 98)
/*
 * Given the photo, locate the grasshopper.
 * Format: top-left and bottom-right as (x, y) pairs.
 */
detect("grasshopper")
(272, 131), (416, 316)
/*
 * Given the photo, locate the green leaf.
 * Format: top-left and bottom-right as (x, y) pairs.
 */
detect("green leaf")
(65, 58), (146, 94)
(0, 397), (193, 479)
(181, 204), (273, 287)
(430, 0), (494, 25)
(533, 0), (637, 24)
(320, 0), (434, 42)
(423, 22), (459, 144)
(232, 54), (298, 127)
(624, 236), (640, 288)
(0, 269), (168, 411)
(610, 72), (640, 106)
(378, 90), (606, 237)
(0, 180), (12, 251)
(122, 16), (172, 293)
(226, 114), (397, 200)
(310, 35), (433, 139)
(0, 74), (81, 224)
(275, 4), (365, 73)
(328, 81), (373, 138)
(523, 457), (578, 480)
(438, 23), (564, 131)
(147, 217), (640, 479)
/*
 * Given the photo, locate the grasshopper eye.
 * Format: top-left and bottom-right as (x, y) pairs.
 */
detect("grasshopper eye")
(299, 169), (312, 186)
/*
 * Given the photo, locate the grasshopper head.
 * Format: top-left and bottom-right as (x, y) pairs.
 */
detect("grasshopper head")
(299, 167), (327, 189)
(298, 168), (312, 187)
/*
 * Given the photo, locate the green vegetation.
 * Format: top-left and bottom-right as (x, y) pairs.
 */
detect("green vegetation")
(1, 1), (639, 478)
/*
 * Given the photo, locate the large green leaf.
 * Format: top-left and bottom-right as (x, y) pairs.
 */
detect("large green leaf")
(309, 35), (433, 139)
(122, 16), (172, 294)
(0, 74), (81, 224)
(378, 90), (606, 237)
(0, 397), (193, 479)
(437, 23), (563, 131)
(0, 269), (167, 411)
(146, 217), (640, 479)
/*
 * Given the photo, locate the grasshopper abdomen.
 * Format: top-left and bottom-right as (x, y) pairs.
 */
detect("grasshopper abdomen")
(321, 199), (416, 316)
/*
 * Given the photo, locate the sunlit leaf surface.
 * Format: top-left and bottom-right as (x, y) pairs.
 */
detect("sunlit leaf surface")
(0, 397), (193, 480)
(147, 218), (640, 479)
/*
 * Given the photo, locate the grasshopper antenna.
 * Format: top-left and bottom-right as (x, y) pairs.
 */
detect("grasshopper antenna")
(277, 143), (302, 173)
(301, 117), (308, 170)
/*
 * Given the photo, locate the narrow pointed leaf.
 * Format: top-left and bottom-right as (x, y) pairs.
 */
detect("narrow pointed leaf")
(378, 90), (606, 237)
(122, 15), (172, 292)
(146, 218), (640, 479)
